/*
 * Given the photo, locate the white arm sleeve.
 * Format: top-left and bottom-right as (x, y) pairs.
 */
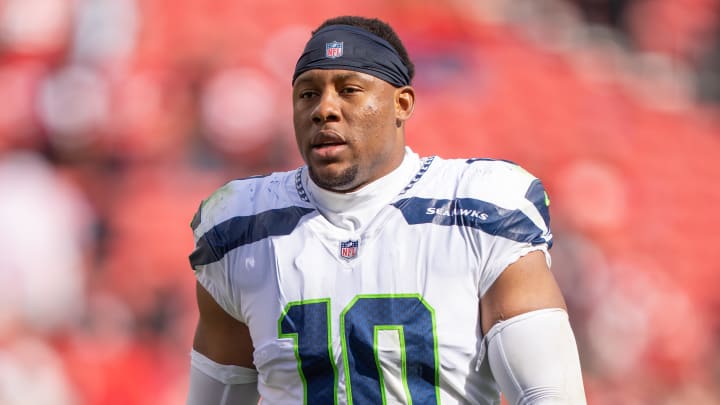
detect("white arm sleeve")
(187, 350), (260, 405)
(486, 308), (587, 405)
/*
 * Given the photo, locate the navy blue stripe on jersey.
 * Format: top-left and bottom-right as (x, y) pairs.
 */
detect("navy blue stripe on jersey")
(525, 179), (550, 229)
(399, 156), (435, 196)
(189, 206), (315, 267)
(190, 201), (203, 231)
(465, 157), (518, 165)
(235, 173), (272, 181)
(295, 168), (311, 203)
(392, 197), (549, 246)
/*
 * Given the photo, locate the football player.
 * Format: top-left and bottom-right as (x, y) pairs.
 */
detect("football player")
(187, 15), (586, 405)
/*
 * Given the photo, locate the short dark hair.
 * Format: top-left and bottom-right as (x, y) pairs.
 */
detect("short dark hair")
(313, 16), (415, 82)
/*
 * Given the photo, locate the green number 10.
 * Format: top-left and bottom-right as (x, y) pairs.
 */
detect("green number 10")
(279, 294), (440, 404)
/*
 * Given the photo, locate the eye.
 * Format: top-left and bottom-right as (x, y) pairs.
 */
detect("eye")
(298, 90), (317, 99)
(340, 86), (361, 95)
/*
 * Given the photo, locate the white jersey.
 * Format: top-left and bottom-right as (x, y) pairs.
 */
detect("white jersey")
(190, 151), (552, 405)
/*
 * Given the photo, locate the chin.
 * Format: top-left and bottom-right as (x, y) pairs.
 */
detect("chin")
(309, 164), (359, 191)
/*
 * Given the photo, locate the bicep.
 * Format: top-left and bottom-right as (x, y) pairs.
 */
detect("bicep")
(480, 250), (566, 334)
(193, 281), (255, 368)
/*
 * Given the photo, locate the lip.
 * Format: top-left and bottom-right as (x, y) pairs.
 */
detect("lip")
(309, 130), (347, 159)
(311, 129), (345, 146)
(310, 143), (348, 160)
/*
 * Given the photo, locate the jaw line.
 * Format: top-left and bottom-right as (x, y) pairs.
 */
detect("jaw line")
(307, 163), (359, 192)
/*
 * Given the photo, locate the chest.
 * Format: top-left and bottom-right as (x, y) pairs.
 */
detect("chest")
(241, 206), (489, 403)
(275, 209), (480, 297)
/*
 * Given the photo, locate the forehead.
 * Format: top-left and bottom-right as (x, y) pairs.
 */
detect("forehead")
(293, 69), (388, 87)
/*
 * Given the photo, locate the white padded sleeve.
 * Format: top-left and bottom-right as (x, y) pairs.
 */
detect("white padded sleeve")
(187, 350), (259, 405)
(486, 308), (586, 405)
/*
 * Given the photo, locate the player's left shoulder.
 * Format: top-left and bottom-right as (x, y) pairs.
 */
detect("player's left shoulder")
(461, 157), (542, 194)
(450, 158), (547, 222)
(421, 155), (528, 185)
(463, 156), (533, 181)
(462, 157), (552, 238)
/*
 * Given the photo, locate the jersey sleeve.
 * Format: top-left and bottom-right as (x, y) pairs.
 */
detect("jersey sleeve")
(188, 183), (247, 324)
(472, 163), (553, 297)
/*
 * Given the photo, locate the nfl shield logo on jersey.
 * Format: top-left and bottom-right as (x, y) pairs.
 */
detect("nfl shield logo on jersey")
(339, 239), (358, 260)
(326, 41), (343, 58)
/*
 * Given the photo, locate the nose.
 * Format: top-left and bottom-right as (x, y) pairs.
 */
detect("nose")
(311, 91), (340, 124)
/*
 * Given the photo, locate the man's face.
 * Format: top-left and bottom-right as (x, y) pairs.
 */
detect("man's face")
(292, 69), (410, 192)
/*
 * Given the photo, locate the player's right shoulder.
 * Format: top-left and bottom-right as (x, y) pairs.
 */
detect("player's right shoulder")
(190, 170), (297, 235)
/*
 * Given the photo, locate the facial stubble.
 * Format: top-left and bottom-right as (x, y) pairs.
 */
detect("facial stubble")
(308, 163), (360, 192)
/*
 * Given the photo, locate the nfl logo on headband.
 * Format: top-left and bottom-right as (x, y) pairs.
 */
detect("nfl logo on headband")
(325, 41), (343, 58)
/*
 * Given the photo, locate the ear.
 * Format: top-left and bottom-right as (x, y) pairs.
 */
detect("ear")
(394, 86), (415, 124)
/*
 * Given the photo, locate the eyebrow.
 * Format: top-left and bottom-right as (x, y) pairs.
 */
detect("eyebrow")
(333, 72), (367, 82)
(293, 70), (370, 86)
(293, 76), (314, 87)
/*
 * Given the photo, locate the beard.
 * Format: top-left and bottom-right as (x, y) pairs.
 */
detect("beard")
(308, 164), (359, 192)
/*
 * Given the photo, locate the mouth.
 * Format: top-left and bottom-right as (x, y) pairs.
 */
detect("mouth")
(310, 143), (347, 160)
(310, 131), (347, 158)
(312, 140), (345, 150)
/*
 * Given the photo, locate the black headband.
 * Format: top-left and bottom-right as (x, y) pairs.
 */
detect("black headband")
(292, 25), (411, 87)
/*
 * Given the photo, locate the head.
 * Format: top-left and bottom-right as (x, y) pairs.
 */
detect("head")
(292, 16), (416, 192)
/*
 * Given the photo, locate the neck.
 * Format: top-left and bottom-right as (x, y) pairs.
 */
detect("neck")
(305, 147), (420, 231)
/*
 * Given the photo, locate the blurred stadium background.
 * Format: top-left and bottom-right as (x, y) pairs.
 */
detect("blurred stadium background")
(0, 0), (719, 403)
